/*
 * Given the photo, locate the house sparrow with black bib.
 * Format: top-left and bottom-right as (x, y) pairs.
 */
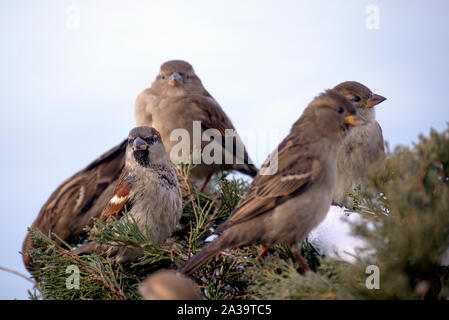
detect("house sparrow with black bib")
(135, 60), (258, 188)
(333, 81), (386, 208)
(22, 60), (257, 270)
(75, 126), (182, 262)
(179, 89), (366, 275)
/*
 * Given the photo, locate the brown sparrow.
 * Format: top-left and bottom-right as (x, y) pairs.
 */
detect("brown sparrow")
(179, 89), (366, 275)
(22, 59), (256, 269)
(75, 126), (182, 262)
(332, 81), (386, 208)
(23, 60), (258, 270)
(139, 270), (201, 300)
(135, 60), (258, 185)
(22, 139), (127, 269)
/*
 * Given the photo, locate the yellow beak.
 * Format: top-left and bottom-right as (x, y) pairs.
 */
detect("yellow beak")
(168, 72), (182, 87)
(365, 93), (387, 108)
(132, 137), (149, 151)
(344, 114), (366, 126)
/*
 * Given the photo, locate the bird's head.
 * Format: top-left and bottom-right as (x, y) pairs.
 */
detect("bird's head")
(126, 126), (167, 168)
(333, 81), (386, 121)
(151, 60), (205, 96)
(304, 89), (366, 140)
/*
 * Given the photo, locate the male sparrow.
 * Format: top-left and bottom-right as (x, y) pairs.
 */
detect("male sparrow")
(75, 126), (182, 262)
(179, 89), (366, 275)
(135, 60), (258, 185)
(333, 81), (386, 208)
(23, 60), (258, 270)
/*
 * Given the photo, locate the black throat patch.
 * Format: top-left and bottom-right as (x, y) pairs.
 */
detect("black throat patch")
(133, 150), (150, 167)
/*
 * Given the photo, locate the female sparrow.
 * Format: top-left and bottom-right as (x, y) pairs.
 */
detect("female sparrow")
(135, 60), (258, 186)
(179, 89), (365, 274)
(333, 81), (386, 208)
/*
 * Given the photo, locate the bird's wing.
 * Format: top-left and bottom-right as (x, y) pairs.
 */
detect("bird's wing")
(99, 171), (132, 221)
(375, 121), (385, 153)
(27, 139), (127, 243)
(219, 135), (322, 230)
(189, 95), (257, 175)
(134, 88), (155, 126)
(190, 95), (233, 135)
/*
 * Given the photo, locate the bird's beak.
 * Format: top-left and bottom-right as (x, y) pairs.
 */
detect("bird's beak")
(365, 93), (386, 108)
(168, 72), (182, 87)
(132, 137), (149, 151)
(344, 114), (366, 126)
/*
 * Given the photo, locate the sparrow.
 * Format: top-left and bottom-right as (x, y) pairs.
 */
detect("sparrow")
(22, 60), (257, 270)
(22, 139), (127, 269)
(179, 89), (366, 275)
(139, 270), (201, 300)
(135, 60), (258, 187)
(74, 126), (183, 262)
(332, 81), (386, 208)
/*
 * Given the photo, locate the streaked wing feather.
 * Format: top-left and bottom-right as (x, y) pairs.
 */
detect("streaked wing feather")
(28, 139), (127, 242)
(190, 95), (253, 167)
(220, 137), (321, 230)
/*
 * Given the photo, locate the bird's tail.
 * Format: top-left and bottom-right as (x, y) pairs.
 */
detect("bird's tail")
(234, 163), (258, 177)
(179, 238), (226, 275)
(73, 241), (99, 256)
(21, 232), (34, 270)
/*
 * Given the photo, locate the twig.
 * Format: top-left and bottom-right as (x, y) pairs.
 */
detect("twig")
(53, 243), (125, 300)
(0, 265), (36, 284)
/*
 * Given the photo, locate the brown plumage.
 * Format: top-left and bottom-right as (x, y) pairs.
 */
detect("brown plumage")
(22, 139), (127, 268)
(135, 60), (258, 181)
(74, 126), (183, 262)
(22, 59), (257, 270)
(179, 89), (366, 275)
(139, 270), (201, 300)
(332, 81), (386, 207)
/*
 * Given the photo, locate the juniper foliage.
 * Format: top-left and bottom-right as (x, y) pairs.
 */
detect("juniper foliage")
(24, 125), (449, 300)
(25, 164), (257, 300)
(244, 125), (449, 300)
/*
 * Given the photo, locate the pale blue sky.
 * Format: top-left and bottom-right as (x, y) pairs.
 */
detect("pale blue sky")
(0, 0), (448, 299)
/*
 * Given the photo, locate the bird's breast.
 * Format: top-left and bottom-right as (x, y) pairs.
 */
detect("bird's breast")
(128, 173), (182, 244)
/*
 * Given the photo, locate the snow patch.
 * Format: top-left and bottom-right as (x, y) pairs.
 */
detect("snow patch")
(308, 206), (373, 263)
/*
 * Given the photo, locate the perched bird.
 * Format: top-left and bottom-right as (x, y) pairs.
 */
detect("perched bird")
(75, 126), (182, 262)
(135, 60), (258, 187)
(139, 270), (201, 300)
(179, 89), (366, 275)
(23, 60), (257, 270)
(22, 139), (127, 268)
(332, 81), (386, 208)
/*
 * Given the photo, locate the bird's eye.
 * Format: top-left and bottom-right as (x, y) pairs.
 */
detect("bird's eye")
(146, 136), (157, 144)
(161, 75), (166, 80)
(353, 96), (361, 102)
(337, 107), (344, 114)
(128, 138), (134, 145)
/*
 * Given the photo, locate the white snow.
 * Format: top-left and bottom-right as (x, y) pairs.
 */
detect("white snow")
(308, 206), (373, 263)
(204, 205), (449, 266)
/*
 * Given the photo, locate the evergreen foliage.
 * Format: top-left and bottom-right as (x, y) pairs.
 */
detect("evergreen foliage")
(245, 125), (449, 300)
(23, 125), (449, 300)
